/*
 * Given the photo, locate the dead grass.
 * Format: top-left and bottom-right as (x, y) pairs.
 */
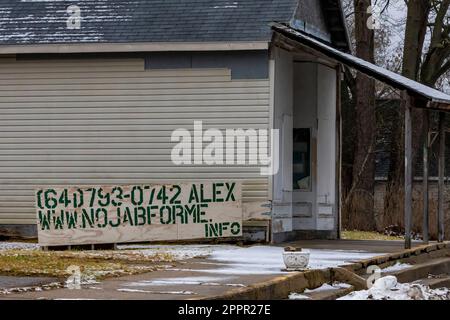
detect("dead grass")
(342, 230), (403, 241)
(0, 249), (176, 279)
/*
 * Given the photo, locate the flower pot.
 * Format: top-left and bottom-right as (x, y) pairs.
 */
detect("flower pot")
(282, 250), (310, 270)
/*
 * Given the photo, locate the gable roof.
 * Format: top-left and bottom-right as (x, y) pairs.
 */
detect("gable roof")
(0, 0), (350, 53)
(0, 0), (298, 45)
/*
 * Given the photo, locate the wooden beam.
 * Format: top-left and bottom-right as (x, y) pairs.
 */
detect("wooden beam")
(438, 112), (446, 242)
(423, 109), (430, 244)
(430, 102), (450, 112)
(404, 92), (413, 249)
(336, 64), (342, 239)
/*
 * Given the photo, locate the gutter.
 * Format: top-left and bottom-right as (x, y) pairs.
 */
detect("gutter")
(0, 41), (269, 55)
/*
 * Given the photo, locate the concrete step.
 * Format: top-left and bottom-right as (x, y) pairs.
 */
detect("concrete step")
(414, 275), (450, 289)
(388, 257), (450, 284)
(302, 286), (354, 300)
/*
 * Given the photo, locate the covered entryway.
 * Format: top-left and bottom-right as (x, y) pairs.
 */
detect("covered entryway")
(271, 22), (450, 248)
(271, 40), (340, 243)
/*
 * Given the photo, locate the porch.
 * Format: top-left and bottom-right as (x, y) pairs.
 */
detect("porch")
(270, 23), (450, 249)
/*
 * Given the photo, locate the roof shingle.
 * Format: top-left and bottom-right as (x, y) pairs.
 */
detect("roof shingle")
(0, 0), (298, 44)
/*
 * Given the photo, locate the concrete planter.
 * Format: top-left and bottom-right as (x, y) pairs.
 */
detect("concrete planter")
(283, 250), (310, 270)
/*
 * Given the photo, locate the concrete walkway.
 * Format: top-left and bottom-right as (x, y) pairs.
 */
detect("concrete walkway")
(0, 257), (279, 300)
(0, 240), (429, 300)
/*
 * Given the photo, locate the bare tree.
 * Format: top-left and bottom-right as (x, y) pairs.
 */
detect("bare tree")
(383, 0), (450, 231)
(342, 0), (377, 230)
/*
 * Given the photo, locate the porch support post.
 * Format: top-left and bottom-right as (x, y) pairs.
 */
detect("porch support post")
(438, 112), (446, 242)
(422, 109), (429, 244)
(404, 92), (413, 249)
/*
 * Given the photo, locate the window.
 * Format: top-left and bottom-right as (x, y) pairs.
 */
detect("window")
(293, 128), (311, 191)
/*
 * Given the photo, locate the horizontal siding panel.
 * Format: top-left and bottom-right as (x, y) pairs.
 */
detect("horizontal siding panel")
(0, 66), (146, 74)
(0, 178), (269, 185)
(0, 167), (266, 173)
(0, 145), (267, 151)
(0, 112), (269, 120)
(0, 76), (233, 86)
(0, 180), (268, 189)
(0, 133), (270, 143)
(0, 94), (269, 103)
(0, 69), (231, 79)
(0, 126), (270, 137)
(0, 173), (268, 178)
(0, 59), (145, 67)
(0, 59), (270, 225)
(0, 125), (269, 133)
(0, 155), (267, 161)
(0, 81), (269, 91)
(0, 148), (270, 155)
(0, 106), (269, 114)
(0, 161), (269, 167)
(0, 100), (267, 108)
(0, 119), (268, 126)
(0, 88), (269, 96)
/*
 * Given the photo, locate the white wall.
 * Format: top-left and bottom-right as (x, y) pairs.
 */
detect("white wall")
(316, 64), (337, 231)
(0, 57), (271, 225)
(272, 51), (338, 236)
(271, 47), (294, 234)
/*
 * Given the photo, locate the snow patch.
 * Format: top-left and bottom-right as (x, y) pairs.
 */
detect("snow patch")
(288, 293), (311, 300)
(0, 242), (39, 251)
(213, 2), (239, 9)
(382, 262), (412, 273)
(0, 282), (63, 295)
(339, 276), (450, 300)
(160, 246), (381, 275)
(124, 276), (245, 288)
(304, 282), (352, 293)
(117, 244), (224, 260)
(117, 288), (196, 295)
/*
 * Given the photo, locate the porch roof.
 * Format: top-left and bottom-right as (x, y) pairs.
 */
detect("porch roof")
(271, 23), (450, 111)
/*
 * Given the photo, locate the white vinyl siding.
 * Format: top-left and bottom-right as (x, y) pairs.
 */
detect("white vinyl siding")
(0, 58), (270, 224)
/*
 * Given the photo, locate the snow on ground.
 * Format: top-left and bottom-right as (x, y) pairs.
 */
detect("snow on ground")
(0, 242), (39, 251)
(118, 244), (381, 275)
(288, 293), (311, 300)
(117, 244), (223, 260)
(381, 262), (412, 273)
(339, 276), (450, 300)
(289, 282), (352, 299)
(304, 282), (352, 293)
(163, 245), (380, 275)
(1, 242), (382, 276)
(123, 276), (246, 288)
(117, 288), (196, 295)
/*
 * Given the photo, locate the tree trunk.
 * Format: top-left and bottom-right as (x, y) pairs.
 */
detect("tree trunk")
(341, 67), (357, 202)
(343, 0), (376, 230)
(383, 0), (431, 229)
